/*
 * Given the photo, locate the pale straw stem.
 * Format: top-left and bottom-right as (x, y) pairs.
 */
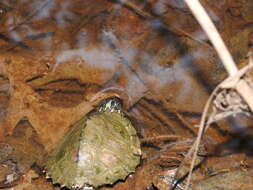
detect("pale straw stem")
(184, 0), (238, 76)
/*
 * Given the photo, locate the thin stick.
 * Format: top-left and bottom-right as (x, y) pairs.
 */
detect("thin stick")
(183, 85), (219, 190)
(113, 0), (212, 49)
(182, 1), (240, 189)
(184, 0), (238, 76)
(141, 135), (183, 142)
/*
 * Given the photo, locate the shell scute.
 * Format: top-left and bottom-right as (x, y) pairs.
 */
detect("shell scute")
(45, 98), (141, 189)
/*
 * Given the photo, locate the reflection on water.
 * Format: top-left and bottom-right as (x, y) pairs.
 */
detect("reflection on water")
(0, 0), (217, 109)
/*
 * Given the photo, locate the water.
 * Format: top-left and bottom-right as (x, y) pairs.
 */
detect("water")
(0, 0), (252, 189)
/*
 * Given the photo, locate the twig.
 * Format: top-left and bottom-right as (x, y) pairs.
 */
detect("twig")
(184, 0), (238, 76)
(183, 1), (253, 190)
(112, 0), (212, 49)
(141, 135), (183, 143)
(183, 84), (219, 190)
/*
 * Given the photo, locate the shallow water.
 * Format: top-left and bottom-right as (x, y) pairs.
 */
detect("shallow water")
(0, 0), (253, 189)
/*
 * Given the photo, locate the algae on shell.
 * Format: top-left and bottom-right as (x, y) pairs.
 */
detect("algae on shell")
(45, 104), (141, 189)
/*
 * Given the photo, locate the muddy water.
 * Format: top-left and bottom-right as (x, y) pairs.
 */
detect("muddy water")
(0, 0), (253, 189)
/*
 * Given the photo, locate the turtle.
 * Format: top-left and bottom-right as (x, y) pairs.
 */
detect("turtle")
(45, 97), (141, 189)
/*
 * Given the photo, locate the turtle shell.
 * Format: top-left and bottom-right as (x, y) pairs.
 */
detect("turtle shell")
(45, 98), (141, 189)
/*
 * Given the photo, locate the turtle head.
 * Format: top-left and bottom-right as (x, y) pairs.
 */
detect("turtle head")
(98, 97), (122, 113)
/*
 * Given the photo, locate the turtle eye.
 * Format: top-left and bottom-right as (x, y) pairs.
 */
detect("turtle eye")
(111, 100), (116, 107)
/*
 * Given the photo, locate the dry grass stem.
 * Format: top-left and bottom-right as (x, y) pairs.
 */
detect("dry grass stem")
(184, 0), (238, 76)
(182, 1), (253, 190)
(114, 0), (212, 48)
(141, 135), (183, 143)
